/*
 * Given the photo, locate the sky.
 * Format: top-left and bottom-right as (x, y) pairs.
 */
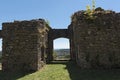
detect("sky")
(0, 0), (120, 50)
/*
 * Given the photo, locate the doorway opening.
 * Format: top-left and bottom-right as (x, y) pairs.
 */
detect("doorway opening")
(53, 38), (70, 61)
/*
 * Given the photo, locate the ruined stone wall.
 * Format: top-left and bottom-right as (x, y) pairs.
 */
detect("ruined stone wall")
(68, 25), (76, 60)
(2, 19), (50, 72)
(70, 8), (120, 69)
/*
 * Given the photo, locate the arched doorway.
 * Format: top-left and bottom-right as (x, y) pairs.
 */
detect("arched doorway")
(47, 29), (71, 62)
(47, 28), (76, 62)
(53, 38), (70, 60)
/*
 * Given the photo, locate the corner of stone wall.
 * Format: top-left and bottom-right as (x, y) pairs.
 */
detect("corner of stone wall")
(2, 19), (50, 72)
(70, 8), (120, 69)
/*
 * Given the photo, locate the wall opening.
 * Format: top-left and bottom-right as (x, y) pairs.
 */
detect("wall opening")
(53, 38), (70, 60)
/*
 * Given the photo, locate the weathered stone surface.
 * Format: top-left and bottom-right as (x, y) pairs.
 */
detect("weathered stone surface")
(0, 30), (2, 38)
(2, 19), (50, 72)
(1, 8), (120, 72)
(70, 8), (120, 69)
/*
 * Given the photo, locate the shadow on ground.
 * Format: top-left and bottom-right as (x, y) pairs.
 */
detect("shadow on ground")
(0, 70), (33, 80)
(0, 61), (120, 80)
(49, 60), (120, 80)
(65, 61), (120, 80)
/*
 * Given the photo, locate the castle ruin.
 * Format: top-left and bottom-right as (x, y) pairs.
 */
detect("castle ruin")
(1, 8), (120, 72)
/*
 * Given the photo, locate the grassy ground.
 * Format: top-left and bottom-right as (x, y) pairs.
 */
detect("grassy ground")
(0, 61), (120, 80)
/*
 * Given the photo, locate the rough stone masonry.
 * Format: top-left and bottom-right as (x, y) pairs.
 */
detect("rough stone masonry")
(2, 19), (50, 72)
(70, 8), (120, 69)
(1, 8), (120, 72)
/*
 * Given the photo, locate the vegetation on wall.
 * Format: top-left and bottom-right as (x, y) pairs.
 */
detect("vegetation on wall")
(71, 0), (97, 22)
(84, 0), (96, 19)
(45, 19), (51, 29)
(45, 20), (50, 25)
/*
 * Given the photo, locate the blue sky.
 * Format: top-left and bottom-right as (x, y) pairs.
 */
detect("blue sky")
(0, 0), (120, 50)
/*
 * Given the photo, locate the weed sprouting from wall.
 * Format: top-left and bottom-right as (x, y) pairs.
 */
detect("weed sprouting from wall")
(84, 0), (96, 19)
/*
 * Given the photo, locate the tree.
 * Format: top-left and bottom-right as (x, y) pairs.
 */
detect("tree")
(53, 51), (57, 60)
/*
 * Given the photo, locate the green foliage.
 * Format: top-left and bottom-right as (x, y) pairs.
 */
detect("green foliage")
(45, 20), (50, 26)
(53, 51), (57, 59)
(45, 19), (51, 29)
(64, 55), (70, 58)
(84, 0), (96, 19)
(84, 5), (94, 19)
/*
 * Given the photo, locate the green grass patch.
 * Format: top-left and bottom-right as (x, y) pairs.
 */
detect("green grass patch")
(18, 62), (70, 80)
(0, 61), (120, 80)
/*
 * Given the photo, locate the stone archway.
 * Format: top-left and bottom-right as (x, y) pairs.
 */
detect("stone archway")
(47, 29), (71, 61)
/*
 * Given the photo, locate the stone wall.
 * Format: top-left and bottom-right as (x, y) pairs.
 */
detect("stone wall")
(68, 24), (76, 60)
(70, 8), (120, 69)
(2, 19), (50, 72)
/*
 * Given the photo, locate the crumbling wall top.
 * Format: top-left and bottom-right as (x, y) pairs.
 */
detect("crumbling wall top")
(71, 7), (120, 25)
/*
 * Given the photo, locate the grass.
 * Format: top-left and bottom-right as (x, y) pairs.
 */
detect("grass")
(18, 61), (70, 80)
(0, 61), (120, 80)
